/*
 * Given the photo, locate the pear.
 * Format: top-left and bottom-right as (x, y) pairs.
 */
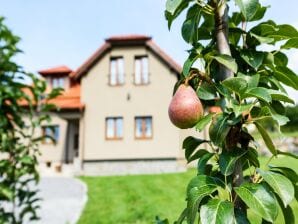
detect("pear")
(168, 84), (203, 129)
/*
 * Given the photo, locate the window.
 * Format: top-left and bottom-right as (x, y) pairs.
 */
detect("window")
(110, 57), (124, 86)
(52, 77), (65, 88)
(42, 125), (59, 144)
(134, 56), (149, 85)
(135, 116), (152, 139)
(106, 117), (123, 139)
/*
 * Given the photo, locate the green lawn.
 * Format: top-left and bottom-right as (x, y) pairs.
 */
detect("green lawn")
(78, 156), (298, 224)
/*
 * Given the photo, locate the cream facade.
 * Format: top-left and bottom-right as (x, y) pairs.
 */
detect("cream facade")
(37, 35), (204, 175)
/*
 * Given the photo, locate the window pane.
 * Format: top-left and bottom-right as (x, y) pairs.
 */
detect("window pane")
(106, 119), (114, 138)
(44, 127), (52, 143)
(54, 126), (59, 142)
(52, 78), (64, 88)
(135, 118), (142, 138)
(142, 57), (149, 84)
(43, 126), (59, 143)
(110, 60), (117, 85)
(58, 78), (64, 88)
(52, 78), (58, 88)
(117, 58), (124, 84)
(134, 59), (141, 84)
(145, 117), (152, 137)
(116, 118), (123, 138)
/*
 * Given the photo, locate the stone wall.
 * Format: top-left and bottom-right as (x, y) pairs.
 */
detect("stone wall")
(81, 159), (186, 176)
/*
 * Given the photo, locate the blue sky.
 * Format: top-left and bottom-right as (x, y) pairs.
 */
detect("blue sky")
(1, 0), (297, 99)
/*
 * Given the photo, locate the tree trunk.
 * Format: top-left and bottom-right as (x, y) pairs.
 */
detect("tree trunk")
(213, 0), (246, 212)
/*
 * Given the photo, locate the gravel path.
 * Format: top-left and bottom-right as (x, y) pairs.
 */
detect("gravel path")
(36, 177), (87, 224)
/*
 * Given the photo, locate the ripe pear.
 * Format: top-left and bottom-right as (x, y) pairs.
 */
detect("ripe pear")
(168, 84), (203, 129)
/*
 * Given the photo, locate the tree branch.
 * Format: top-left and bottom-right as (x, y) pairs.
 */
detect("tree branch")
(214, 1), (233, 80)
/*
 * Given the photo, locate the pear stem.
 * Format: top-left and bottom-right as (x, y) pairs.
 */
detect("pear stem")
(184, 68), (213, 85)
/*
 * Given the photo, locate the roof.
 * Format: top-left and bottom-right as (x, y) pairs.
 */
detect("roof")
(71, 35), (182, 79)
(19, 84), (84, 111)
(48, 84), (83, 110)
(106, 34), (151, 42)
(39, 65), (73, 76)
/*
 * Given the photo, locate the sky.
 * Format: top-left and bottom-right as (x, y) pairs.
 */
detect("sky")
(1, 0), (298, 100)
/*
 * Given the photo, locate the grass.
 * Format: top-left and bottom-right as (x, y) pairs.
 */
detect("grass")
(78, 156), (298, 224)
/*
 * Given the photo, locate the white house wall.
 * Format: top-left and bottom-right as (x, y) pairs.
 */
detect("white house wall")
(80, 46), (181, 161)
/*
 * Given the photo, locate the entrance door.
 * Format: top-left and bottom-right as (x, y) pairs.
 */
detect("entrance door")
(65, 120), (79, 163)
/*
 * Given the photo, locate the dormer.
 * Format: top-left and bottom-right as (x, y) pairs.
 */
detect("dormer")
(38, 65), (73, 90)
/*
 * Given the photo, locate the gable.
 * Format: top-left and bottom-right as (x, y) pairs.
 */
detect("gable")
(71, 35), (181, 79)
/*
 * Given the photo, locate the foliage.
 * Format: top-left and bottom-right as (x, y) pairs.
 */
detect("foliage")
(77, 156), (298, 224)
(0, 17), (61, 223)
(164, 0), (298, 223)
(281, 105), (298, 132)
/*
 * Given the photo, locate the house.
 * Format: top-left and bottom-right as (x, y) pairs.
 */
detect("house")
(36, 35), (204, 175)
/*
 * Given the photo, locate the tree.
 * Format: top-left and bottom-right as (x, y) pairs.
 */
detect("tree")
(0, 17), (61, 223)
(163, 0), (298, 223)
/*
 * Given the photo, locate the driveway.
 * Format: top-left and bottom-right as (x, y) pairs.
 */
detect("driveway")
(37, 177), (87, 224)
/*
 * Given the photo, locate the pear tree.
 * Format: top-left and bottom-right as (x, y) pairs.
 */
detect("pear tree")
(165, 0), (298, 223)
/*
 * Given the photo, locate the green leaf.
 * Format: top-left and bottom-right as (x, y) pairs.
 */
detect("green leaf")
(234, 183), (278, 222)
(209, 113), (231, 146)
(281, 37), (298, 49)
(182, 5), (201, 44)
(213, 55), (238, 74)
(257, 169), (295, 207)
(174, 208), (187, 224)
(188, 149), (209, 163)
(183, 51), (201, 77)
(235, 0), (259, 21)
(244, 87), (272, 102)
(165, 6), (187, 29)
(156, 216), (170, 224)
(249, 3), (267, 21)
(269, 166), (298, 184)
(250, 22), (278, 38)
(246, 147), (260, 168)
(250, 33), (274, 45)
(0, 186), (13, 200)
(274, 52), (288, 67)
(186, 175), (220, 224)
(269, 24), (298, 41)
(237, 73), (259, 89)
(276, 150), (298, 160)
(254, 122), (277, 155)
(200, 199), (234, 224)
(277, 200), (295, 224)
(222, 77), (248, 97)
(270, 112), (289, 126)
(219, 152), (242, 176)
(165, 0), (183, 14)
(240, 50), (264, 70)
(20, 156), (33, 165)
(274, 66), (298, 90)
(197, 82), (217, 100)
(268, 89), (295, 104)
(195, 113), (213, 132)
(232, 103), (254, 117)
(235, 208), (250, 224)
(197, 153), (214, 174)
(183, 136), (208, 161)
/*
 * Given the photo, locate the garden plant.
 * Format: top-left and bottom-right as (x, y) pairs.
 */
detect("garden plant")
(163, 0), (298, 223)
(0, 18), (61, 223)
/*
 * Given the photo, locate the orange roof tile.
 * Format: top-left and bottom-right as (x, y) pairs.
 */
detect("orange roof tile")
(39, 65), (73, 76)
(20, 84), (83, 111)
(48, 84), (83, 110)
(106, 34), (151, 42)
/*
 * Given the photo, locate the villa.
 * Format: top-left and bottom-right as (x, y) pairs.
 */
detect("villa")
(35, 35), (203, 175)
